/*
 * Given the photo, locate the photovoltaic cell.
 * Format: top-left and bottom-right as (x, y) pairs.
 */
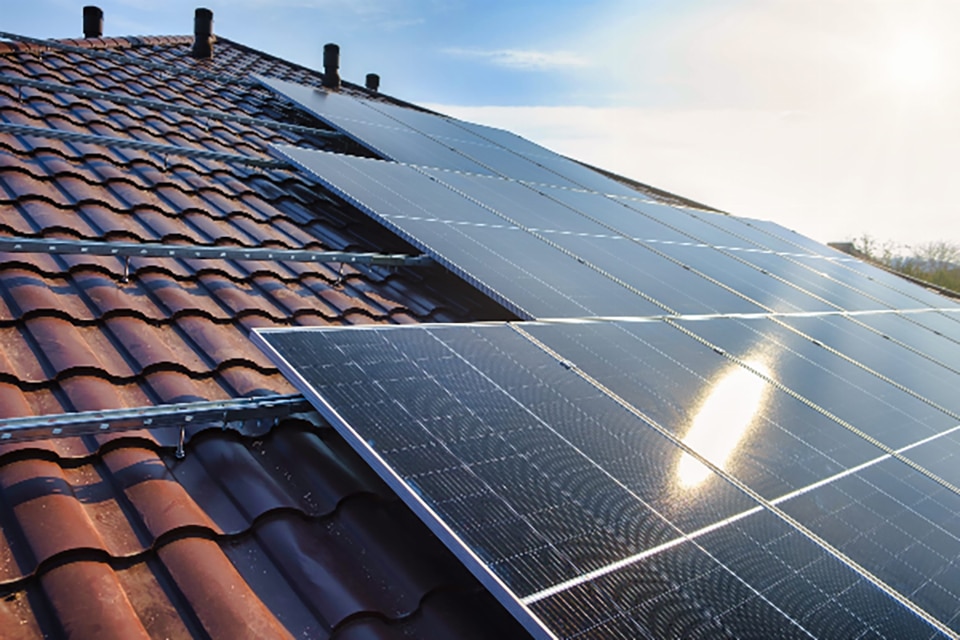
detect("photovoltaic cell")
(605, 197), (960, 314)
(430, 140), (588, 189)
(325, 118), (497, 174)
(354, 95), (502, 145)
(524, 187), (696, 245)
(734, 218), (839, 256)
(255, 320), (958, 638)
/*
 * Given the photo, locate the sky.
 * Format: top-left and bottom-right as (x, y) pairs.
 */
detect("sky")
(5, 0), (959, 250)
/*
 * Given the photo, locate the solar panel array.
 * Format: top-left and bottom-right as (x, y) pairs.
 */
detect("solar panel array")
(254, 77), (960, 639)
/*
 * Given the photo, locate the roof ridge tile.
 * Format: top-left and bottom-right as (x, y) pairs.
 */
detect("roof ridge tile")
(0, 36), (195, 58)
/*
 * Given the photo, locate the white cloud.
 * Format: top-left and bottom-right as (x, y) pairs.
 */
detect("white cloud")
(582, 0), (960, 109)
(443, 47), (589, 71)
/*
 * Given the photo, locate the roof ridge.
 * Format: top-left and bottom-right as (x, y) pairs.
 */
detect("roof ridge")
(0, 31), (431, 114)
(0, 34), (193, 56)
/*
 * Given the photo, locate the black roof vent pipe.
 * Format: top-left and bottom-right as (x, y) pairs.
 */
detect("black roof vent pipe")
(192, 8), (214, 59)
(83, 6), (103, 38)
(365, 73), (380, 92)
(322, 43), (341, 90)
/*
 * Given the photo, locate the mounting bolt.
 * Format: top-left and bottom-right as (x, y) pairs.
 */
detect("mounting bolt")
(176, 425), (186, 459)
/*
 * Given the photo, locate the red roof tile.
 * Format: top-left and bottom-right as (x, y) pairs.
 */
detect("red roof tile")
(0, 32), (524, 639)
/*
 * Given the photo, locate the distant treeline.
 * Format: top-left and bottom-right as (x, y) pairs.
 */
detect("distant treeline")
(852, 236), (960, 293)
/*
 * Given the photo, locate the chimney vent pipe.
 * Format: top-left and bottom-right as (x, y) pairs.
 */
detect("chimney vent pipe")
(365, 73), (380, 92)
(192, 8), (214, 59)
(322, 43), (341, 90)
(83, 6), (103, 38)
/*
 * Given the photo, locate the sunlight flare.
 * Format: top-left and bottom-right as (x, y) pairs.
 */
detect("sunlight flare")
(676, 359), (770, 488)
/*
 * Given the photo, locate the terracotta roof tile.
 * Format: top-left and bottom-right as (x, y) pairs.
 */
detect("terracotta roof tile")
(1, 458), (111, 562)
(40, 561), (154, 639)
(24, 316), (135, 379)
(181, 316), (274, 369)
(197, 272), (286, 319)
(0, 382), (32, 418)
(104, 446), (217, 537)
(55, 173), (130, 209)
(59, 374), (153, 412)
(104, 316), (209, 372)
(214, 366), (292, 398)
(56, 251), (127, 276)
(8, 200), (93, 237)
(138, 272), (231, 320)
(161, 537), (296, 639)
(141, 369), (230, 404)
(0, 170), (64, 206)
(109, 562), (194, 638)
(127, 207), (204, 243)
(0, 268), (95, 321)
(0, 326), (51, 385)
(73, 271), (167, 320)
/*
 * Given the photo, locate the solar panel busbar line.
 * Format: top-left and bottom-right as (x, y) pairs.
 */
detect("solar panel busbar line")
(254, 320), (960, 640)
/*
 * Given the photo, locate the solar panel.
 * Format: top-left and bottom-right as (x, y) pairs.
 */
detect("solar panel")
(278, 142), (956, 323)
(257, 73), (960, 639)
(257, 75), (652, 196)
(254, 318), (960, 639)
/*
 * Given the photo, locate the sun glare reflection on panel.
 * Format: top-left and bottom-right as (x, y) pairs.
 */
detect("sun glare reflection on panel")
(676, 359), (771, 488)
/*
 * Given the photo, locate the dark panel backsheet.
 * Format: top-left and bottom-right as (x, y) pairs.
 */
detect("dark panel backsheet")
(255, 322), (957, 639)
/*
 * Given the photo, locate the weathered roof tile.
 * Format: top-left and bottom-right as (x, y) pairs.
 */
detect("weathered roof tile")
(158, 537), (295, 640)
(40, 561), (154, 639)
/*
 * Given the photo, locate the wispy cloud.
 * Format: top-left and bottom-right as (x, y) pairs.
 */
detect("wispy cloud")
(443, 47), (589, 71)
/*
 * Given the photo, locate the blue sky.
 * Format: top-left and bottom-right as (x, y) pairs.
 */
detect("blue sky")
(6, 0), (959, 249)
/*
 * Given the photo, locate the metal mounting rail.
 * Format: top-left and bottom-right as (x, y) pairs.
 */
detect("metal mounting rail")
(0, 236), (434, 268)
(0, 74), (342, 140)
(0, 122), (290, 169)
(0, 31), (258, 87)
(0, 394), (316, 445)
